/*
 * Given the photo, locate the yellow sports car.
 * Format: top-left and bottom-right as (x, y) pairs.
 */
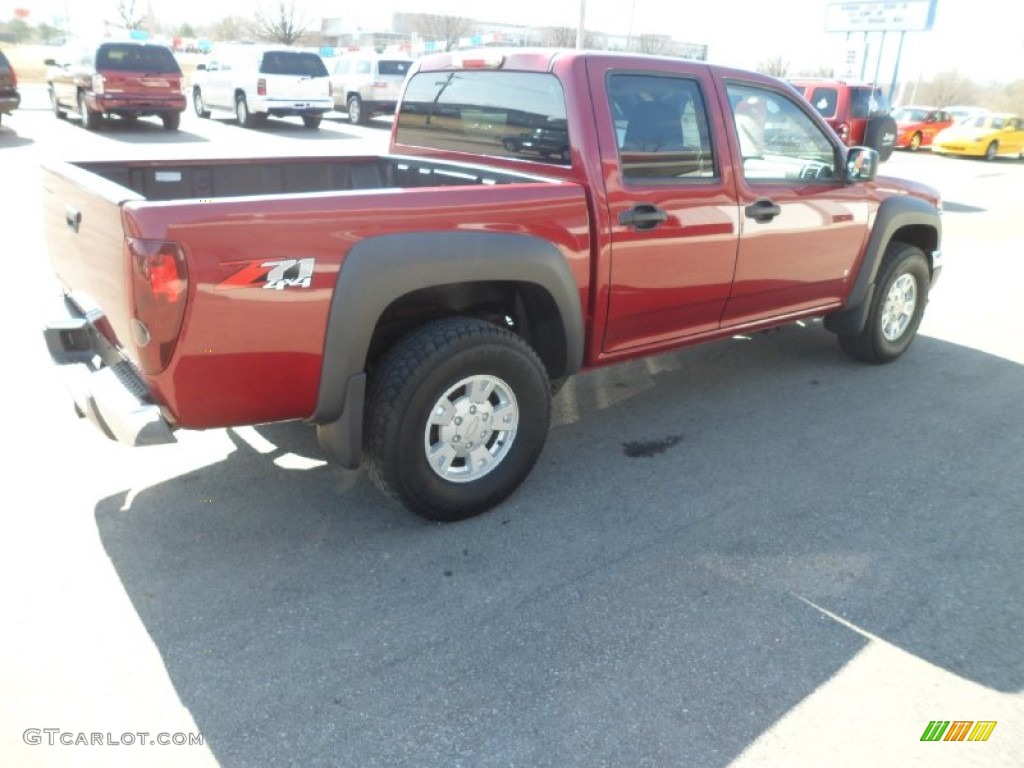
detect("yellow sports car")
(932, 113), (1024, 160)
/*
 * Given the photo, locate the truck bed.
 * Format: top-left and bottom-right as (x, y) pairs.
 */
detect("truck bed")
(65, 154), (548, 202)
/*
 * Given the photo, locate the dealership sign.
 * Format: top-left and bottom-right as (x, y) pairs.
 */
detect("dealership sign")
(825, 0), (938, 32)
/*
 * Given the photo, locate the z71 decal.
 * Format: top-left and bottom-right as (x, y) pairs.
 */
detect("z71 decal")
(217, 258), (315, 291)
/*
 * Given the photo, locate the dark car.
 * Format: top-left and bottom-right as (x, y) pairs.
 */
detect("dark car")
(501, 120), (571, 163)
(789, 78), (897, 161)
(47, 41), (186, 131)
(0, 48), (20, 124)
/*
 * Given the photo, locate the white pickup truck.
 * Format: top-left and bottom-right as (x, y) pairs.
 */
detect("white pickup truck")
(191, 45), (333, 129)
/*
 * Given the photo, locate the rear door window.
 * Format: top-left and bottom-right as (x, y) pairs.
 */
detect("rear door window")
(96, 44), (181, 74)
(806, 87), (838, 119)
(378, 60), (411, 77)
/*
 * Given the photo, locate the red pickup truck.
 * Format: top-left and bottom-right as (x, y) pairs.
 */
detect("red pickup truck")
(42, 49), (942, 521)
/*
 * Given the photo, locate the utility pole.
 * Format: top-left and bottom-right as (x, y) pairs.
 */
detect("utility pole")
(576, 0), (587, 49)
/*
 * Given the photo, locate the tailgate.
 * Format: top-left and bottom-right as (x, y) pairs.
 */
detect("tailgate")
(265, 73), (330, 101)
(102, 70), (183, 100)
(41, 161), (143, 351)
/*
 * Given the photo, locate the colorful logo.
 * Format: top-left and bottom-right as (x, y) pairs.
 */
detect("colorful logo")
(920, 721), (997, 742)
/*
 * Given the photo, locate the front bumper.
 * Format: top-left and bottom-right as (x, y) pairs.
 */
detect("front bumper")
(43, 299), (175, 447)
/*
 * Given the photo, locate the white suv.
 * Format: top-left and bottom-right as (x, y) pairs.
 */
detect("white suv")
(192, 46), (332, 129)
(327, 53), (412, 124)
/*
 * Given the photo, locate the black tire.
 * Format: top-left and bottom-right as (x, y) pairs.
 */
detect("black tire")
(838, 243), (930, 364)
(301, 115), (322, 129)
(162, 112), (180, 131)
(365, 317), (552, 522)
(193, 88), (210, 118)
(50, 86), (66, 120)
(235, 94), (255, 127)
(79, 92), (99, 131)
(984, 141), (998, 161)
(863, 115), (897, 162)
(347, 94), (364, 124)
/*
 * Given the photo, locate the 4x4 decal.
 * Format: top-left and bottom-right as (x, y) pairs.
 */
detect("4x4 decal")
(217, 258), (315, 290)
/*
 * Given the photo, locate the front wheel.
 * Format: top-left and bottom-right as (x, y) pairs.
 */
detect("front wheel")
(193, 88), (210, 118)
(365, 317), (552, 522)
(838, 243), (930, 364)
(50, 86), (66, 120)
(347, 94), (364, 124)
(235, 94), (255, 127)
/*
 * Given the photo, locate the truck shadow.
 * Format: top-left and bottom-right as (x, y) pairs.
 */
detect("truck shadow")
(94, 327), (1022, 766)
(92, 119), (210, 144)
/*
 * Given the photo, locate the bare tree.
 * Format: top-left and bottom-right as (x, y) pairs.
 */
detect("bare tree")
(212, 16), (254, 43)
(917, 70), (973, 107)
(545, 26), (596, 48)
(415, 14), (472, 52)
(253, 1), (309, 46)
(115, 0), (142, 30)
(757, 56), (789, 78)
(633, 34), (671, 56)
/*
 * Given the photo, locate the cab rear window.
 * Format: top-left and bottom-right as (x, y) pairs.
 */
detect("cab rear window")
(96, 44), (181, 74)
(395, 71), (570, 164)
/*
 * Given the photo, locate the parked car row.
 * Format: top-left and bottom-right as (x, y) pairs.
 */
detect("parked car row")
(29, 39), (413, 133)
(12, 41), (1024, 162)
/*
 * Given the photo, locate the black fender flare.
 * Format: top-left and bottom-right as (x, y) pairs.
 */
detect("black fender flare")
(825, 195), (941, 336)
(314, 231), (585, 468)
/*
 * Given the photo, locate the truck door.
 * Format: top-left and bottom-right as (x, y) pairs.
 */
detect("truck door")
(587, 59), (740, 354)
(718, 80), (870, 326)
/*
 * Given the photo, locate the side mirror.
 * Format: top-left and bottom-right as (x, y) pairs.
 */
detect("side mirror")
(845, 146), (879, 182)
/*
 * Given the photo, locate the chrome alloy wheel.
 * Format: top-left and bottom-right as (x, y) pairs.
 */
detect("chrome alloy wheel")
(424, 375), (519, 483)
(881, 273), (918, 341)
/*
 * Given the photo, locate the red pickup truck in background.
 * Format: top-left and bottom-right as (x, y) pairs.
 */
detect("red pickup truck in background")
(41, 49), (942, 521)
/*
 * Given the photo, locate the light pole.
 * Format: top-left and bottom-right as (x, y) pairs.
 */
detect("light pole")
(576, 0), (587, 49)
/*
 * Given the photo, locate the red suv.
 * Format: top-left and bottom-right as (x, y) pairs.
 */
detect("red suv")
(790, 78), (897, 161)
(0, 48), (20, 125)
(46, 41), (186, 131)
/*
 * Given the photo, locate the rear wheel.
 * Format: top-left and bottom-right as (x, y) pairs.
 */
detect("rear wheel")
(301, 115), (322, 129)
(347, 94), (364, 124)
(365, 317), (552, 522)
(79, 92), (99, 131)
(908, 131), (922, 151)
(984, 141), (998, 161)
(162, 112), (181, 131)
(838, 243), (930, 364)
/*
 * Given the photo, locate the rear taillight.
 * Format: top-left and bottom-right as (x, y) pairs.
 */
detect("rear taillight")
(327, 81), (332, 97)
(257, 78), (266, 96)
(9, 67), (16, 88)
(127, 238), (189, 375)
(92, 73), (105, 94)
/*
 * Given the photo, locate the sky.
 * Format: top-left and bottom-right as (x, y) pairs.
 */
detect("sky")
(7, 1), (1023, 82)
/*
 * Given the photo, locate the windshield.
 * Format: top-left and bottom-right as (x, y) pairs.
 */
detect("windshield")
(892, 107), (929, 122)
